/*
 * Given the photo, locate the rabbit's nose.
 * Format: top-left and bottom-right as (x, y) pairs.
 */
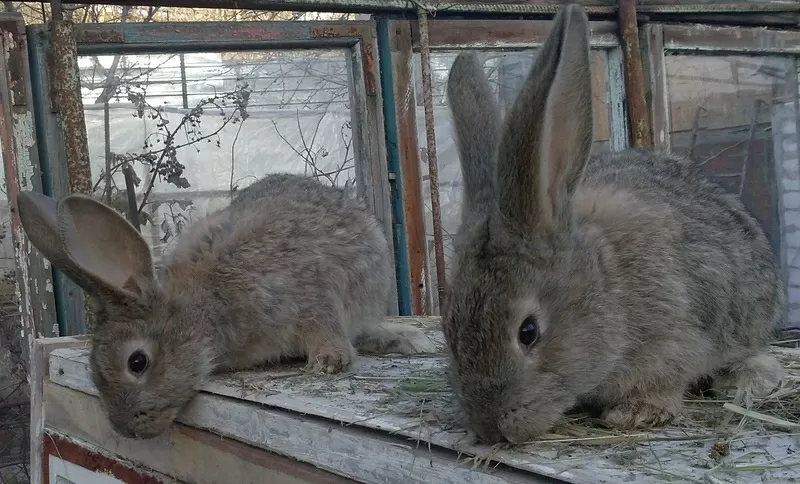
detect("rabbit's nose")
(109, 421), (137, 439)
(475, 426), (507, 444)
(466, 414), (507, 444)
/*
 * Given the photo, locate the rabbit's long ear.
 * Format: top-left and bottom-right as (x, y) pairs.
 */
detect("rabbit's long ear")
(17, 191), (154, 308)
(447, 53), (501, 219)
(496, 4), (593, 233)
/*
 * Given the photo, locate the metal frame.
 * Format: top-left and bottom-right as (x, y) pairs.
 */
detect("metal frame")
(386, 17), (628, 314)
(648, 23), (800, 151)
(26, 19), (400, 332)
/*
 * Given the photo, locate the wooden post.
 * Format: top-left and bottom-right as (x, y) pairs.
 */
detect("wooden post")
(618, 0), (653, 148)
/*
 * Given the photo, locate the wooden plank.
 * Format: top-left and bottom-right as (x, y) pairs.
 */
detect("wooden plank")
(9, 1), (621, 16)
(30, 336), (90, 484)
(44, 383), (360, 484)
(390, 20), (430, 315)
(662, 23), (800, 54)
(45, 348), (620, 483)
(638, 0), (797, 4)
(642, 24), (671, 151)
(47, 319), (800, 484)
(11, 0), (800, 18)
(44, 432), (175, 484)
(44, 381), (541, 484)
(345, 36), (400, 316)
(642, 13), (800, 28)
(618, 0), (653, 148)
(357, 29), (400, 316)
(605, 47), (629, 152)
(412, 20), (619, 50)
(0, 14), (59, 341)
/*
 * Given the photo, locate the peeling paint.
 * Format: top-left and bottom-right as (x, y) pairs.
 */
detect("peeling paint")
(12, 111), (36, 188)
(2, 31), (12, 65)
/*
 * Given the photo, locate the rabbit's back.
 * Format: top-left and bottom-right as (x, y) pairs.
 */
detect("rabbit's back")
(580, 149), (783, 351)
(164, 174), (391, 367)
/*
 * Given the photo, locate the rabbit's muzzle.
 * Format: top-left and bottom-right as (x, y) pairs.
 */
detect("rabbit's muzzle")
(455, 377), (573, 444)
(108, 406), (179, 439)
(464, 404), (564, 445)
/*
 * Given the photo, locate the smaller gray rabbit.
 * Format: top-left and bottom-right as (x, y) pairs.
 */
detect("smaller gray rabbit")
(442, 4), (785, 444)
(18, 173), (434, 439)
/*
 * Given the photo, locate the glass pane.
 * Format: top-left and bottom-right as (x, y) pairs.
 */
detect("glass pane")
(666, 54), (799, 328)
(79, 49), (355, 263)
(412, 49), (611, 313)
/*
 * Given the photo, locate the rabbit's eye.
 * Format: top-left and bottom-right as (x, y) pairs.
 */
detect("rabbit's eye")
(128, 350), (149, 374)
(518, 316), (539, 348)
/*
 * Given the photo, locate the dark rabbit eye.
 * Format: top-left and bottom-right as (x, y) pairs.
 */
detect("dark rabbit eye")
(518, 316), (539, 347)
(128, 350), (149, 374)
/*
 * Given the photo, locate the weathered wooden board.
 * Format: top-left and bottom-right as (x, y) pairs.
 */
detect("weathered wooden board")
(47, 318), (800, 484)
(44, 383), (362, 484)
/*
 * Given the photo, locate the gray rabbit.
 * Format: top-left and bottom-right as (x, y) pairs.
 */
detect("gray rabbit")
(18, 173), (434, 439)
(442, 4), (785, 444)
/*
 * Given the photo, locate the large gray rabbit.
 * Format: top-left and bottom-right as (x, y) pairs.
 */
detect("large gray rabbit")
(443, 4), (785, 444)
(18, 173), (434, 439)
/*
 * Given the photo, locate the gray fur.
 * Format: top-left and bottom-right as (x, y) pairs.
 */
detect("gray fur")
(443, 4), (785, 444)
(17, 173), (434, 439)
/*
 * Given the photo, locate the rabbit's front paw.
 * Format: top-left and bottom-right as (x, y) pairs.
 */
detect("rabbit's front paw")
(306, 344), (353, 374)
(355, 322), (437, 355)
(602, 398), (680, 429)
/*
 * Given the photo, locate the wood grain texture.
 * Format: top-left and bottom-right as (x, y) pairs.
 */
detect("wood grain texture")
(45, 317), (800, 484)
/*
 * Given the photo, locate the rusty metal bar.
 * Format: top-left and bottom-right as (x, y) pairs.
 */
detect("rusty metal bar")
(50, 16), (95, 331)
(412, 19), (620, 50)
(416, 10), (447, 314)
(50, 19), (92, 194)
(618, 0), (653, 148)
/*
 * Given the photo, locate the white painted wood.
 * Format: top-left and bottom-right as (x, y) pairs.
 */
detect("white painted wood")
(605, 47), (629, 152)
(49, 455), (125, 484)
(44, 383), (352, 484)
(44, 381), (537, 484)
(30, 336), (91, 484)
(30, 340), (45, 484)
(45, 320), (800, 484)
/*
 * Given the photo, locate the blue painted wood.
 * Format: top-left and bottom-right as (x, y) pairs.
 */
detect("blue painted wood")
(27, 25), (87, 336)
(377, 18), (411, 316)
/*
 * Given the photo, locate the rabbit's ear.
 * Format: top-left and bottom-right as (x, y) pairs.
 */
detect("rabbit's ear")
(496, 5), (593, 233)
(17, 191), (154, 307)
(447, 53), (501, 219)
